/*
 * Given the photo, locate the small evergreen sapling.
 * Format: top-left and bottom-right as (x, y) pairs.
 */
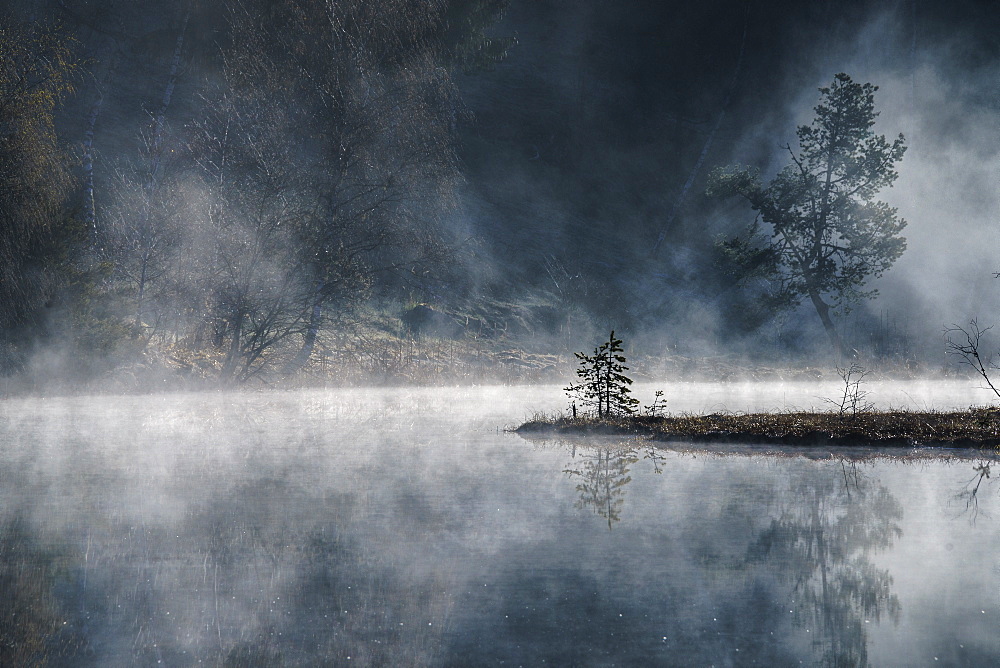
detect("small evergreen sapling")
(565, 330), (639, 418)
(644, 390), (666, 417)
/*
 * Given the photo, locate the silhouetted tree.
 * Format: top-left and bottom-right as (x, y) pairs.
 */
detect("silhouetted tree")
(113, 13), (189, 339)
(945, 319), (1000, 401)
(186, 74), (315, 382)
(565, 330), (639, 418)
(709, 73), (907, 356)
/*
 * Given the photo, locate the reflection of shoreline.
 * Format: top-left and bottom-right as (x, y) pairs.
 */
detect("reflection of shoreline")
(0, 517), (82, 665)
(527, 432), (1000, 464)
(0, 479), (455, 665)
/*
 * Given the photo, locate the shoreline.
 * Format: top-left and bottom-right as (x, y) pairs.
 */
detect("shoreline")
(515, 409), (1000, 449)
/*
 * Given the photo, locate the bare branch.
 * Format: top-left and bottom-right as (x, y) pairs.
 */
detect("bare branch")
(945, 320), (1000, 400)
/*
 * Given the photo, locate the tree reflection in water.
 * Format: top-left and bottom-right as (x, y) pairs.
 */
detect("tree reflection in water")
(0, 518), (82, 665)
(563, 446), (639, 529)
(0, 477), (453, 666)
(745, 457), (902, 668)
(560, 442), (904, 667)
(954, 461), (992, 523)
(8, 411), (984, 667)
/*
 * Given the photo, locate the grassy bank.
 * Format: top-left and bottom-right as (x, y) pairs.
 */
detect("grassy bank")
(516, 408), (1000, 448)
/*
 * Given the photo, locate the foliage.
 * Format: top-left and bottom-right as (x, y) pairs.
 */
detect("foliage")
(0, 18), (80, 367)
(0, 2), (517, 385)
(708, 73), (907, 356)
(178, 0), (483, 382)
(565, 330), (639, 418)
(84, 0), (509, 384)
(713, 220), (798, 316)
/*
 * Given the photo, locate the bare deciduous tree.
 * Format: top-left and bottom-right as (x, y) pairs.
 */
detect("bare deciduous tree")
(946, 319), (1000, 400)
(175, 0), (465, 382)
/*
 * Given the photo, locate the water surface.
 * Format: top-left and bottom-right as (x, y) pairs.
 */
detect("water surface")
(1, 382), (999, 666)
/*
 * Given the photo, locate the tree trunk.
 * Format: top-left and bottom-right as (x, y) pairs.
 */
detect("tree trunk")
(81, 46), (120, 249)
(148, 14), (189, 181)
(134, 15), (188, 334)
(807, 290), (845, 358)
(82, 91), (103, 246)
(134, 249), (149, 335)
(602, 353), (608, 419)
(283, 297), (321, 374)
(220, 312), (244, 382)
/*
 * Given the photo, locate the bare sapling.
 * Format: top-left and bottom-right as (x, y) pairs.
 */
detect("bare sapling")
(644, 390), (667, 417)
(946, 320), (1000, 400)
(825, 363), (874, 417)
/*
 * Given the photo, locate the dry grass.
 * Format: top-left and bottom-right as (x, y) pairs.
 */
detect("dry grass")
(517, 407), (1000, 448)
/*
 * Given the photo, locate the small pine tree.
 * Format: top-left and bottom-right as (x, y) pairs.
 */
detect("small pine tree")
(565, 330), (639, 418)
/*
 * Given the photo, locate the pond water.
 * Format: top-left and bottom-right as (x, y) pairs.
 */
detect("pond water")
(2, 381), (1000, 666)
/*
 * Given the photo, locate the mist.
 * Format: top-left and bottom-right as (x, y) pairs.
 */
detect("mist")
(8, 5), (1000, 665)
(3, 384), (1000, 665)
(0, 1), (998, 388)
(458, 0), (1000, 369)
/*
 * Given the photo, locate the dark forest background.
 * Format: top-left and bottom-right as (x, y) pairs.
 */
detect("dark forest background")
(4, 0), (1000, 387)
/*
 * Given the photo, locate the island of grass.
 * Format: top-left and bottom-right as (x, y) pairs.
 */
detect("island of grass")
(516, 407), (1000, 449)
(534, 330), (1000, 449)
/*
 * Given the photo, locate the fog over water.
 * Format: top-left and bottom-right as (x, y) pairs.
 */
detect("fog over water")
(8, 2), (1000, 664)
(3, 382), (1000, 665)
